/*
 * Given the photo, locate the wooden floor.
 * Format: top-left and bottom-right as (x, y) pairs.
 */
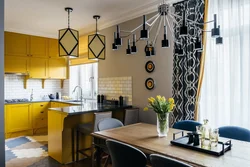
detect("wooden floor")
(62, 159), (112, 167)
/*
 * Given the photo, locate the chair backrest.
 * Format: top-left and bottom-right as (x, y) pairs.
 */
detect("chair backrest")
(106, 139), (147, 167)
(93, 111), (112, 132)
(219, 126), (250, 142)
(150, 154), (192, 167)
(97, 118), (124, 131)
(173, 120), (202, 132)
(124, 108), (139, 125)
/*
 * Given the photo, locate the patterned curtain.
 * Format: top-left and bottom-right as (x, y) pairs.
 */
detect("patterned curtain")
(171, 0), (205, 126)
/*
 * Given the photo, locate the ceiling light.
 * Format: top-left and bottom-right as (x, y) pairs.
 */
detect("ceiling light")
(126, 39), (131, 55)
(131, 34), (137, 54)
(59, 7), (79, 57)
(211, 14), (220, 38)
(88, 15), (106, 60)
(112, 32), (118, 50)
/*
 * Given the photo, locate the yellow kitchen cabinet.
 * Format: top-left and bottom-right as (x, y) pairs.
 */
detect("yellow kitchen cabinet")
(4, 56), (29, 74)
(48, 58), (67, 79)
(30, 36), (47, 58)
(5, 32), (29, 57)
(32, 102), (49, 129)
(29, 58), (48, 79)
(50, 102), (61, 108)
(48, 38), (59, 58)
(5, 104), (32, 133)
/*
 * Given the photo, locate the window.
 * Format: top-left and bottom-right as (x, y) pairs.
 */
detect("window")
(69, 63), (98, 100)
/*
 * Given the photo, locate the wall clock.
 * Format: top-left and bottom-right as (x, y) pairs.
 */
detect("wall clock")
(145, 61), (155, 73)
(145, 78), (155, 90)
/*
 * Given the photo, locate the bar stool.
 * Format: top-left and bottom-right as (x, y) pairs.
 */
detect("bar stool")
(124, 108), (139, 125)
(75, 111), (112, 161)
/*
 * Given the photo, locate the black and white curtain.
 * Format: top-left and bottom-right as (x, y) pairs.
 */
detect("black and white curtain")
(171, 0), (205, 126)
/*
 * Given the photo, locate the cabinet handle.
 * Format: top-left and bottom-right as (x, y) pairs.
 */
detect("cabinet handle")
(41, 118), (44, 120)
(40, 105), (44, 107)
(40, 111), (44, 113)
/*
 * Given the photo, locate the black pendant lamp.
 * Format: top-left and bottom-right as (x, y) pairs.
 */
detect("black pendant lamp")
(140, 15), (149, 40)
(131, 34), (137, 54)
(88, 15), (106, 60)
(115, 25), (122, 46)
(211, 14), (220, 38)
(126, 39), (131, 55)
(180, 11), (188, 36)
(59, 7), (79, 57)
(162, 25), (169, 48)
(112, 32), (118, 50)
(145, 41), (151, 57)
(216, 26), (223, 44)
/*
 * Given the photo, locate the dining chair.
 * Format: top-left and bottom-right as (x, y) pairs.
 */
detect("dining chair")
(150, 154), (192, 167)
(97, 118), (124, 131)
(106, 139), (147, 167)
(173, 120), (202, 131)
(219, 126), (250, 142)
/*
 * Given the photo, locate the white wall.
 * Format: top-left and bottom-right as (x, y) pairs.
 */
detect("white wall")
(99, 13), (173, 124)
(0, 0), (5, 165)
(4, 75), (69, 100)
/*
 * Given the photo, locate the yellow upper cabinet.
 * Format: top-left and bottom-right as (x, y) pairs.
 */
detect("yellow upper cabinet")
(48, 58), (67, 79)
(5, 56), (29, 74)
(5, 32), (29, 57)
(5, 104), (32, 133)
(29, 58), (48, 79)
(30, 36), (47, 58)
(48, 38), (59, 58)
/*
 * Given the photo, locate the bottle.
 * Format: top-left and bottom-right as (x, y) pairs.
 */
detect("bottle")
(119, 96), (123, 106)
(97, 94), (101, 103)
(56, 92), (59, 99)
(100, 95), (104, 104)
(201, 119), (211, 146)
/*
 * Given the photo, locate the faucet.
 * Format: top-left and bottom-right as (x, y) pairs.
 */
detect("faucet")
(72, 86), (83, 103)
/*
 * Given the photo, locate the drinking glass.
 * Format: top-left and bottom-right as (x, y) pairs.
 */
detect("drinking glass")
(209, 128), (219, 147)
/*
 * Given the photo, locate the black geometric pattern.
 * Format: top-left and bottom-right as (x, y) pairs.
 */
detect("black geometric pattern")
(171, 0), (205, 126)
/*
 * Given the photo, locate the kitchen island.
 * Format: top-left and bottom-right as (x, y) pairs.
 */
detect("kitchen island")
(48, 101), (132, 164)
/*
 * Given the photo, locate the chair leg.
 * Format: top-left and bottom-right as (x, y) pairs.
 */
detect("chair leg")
(103, 155), (110, 167)
(72, 128), (75, 162)
(76, 130), (79, 161)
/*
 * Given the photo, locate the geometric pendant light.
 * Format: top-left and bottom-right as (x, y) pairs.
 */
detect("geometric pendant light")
(59, 7), (79, 57)
(88, 15), (106, 60)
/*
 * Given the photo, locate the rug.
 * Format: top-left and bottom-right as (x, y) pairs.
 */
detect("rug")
(5, 135), (61, 167)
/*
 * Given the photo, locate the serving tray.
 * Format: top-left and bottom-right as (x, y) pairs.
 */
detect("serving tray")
(170, 131), (232, 156)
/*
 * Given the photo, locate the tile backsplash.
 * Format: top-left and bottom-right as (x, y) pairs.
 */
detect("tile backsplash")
(98, 76), (132, 105)
(4, 74), (69, 100)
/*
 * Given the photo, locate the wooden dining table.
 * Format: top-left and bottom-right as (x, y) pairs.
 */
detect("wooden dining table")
(91, 123), (250, 167)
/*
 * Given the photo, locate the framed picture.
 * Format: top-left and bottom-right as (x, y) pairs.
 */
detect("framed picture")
(145, 78), (155, 90)
(145, 61), (155, 73)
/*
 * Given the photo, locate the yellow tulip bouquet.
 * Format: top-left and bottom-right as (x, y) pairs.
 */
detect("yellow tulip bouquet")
(144, 96), (175, 137)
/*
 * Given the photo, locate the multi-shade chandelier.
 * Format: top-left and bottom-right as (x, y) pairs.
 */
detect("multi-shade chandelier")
(112, 0), (223, 56)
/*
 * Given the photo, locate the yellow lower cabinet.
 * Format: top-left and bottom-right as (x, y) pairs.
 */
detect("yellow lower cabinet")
(32, 102), (49, 129)
(29, 58), (48, 79)
(48, 58), (67, 79)
(50, 102), (62, 108)
(5, 56), (29, 74)
(5, 104), (32, 133)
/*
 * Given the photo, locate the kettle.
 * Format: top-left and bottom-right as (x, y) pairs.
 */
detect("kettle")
(48, 94), (55, 99)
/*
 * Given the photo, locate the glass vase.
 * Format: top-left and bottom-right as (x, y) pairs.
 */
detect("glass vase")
(156, 113), (169, 137)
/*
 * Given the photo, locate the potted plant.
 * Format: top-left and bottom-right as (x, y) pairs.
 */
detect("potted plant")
(144, 96), (175, 137)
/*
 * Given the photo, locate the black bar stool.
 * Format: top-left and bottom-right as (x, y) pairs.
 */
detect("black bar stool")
(75, 111), (112, 161)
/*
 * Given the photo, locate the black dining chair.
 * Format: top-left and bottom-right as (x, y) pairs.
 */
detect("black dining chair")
(219, 126), (250, 142)
(106, 139), (147, 167)
(150, 154), (192, 167)
(173, 120), (202, 132)
(97, 118), (124, 131)
(94, 118), (124, 167)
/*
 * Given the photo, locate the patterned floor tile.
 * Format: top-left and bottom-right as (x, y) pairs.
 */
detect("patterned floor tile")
(5, 150), (17, 161)
(6, 137), (31, 149)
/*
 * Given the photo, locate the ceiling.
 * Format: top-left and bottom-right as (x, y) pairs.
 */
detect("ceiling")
(5, 0), (179, 38)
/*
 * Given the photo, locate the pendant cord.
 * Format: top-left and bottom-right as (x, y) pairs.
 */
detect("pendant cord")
(68, 10), (70, 28)
(96, 17), (98, 34)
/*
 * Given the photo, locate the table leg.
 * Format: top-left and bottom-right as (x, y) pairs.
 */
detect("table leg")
(71, 128), (75, 162)
(95, 146), (102, 167)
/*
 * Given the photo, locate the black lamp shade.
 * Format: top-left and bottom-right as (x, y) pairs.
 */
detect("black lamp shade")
(131, 46), (137, 54)
(126, 48), (131, 55)
(112, 43), (118, 50)
(211, 28), (220, 38)
(146, 50), (151, 56)
(151, 47), (155, 56)
(162, 39), (169, 48)
(216, 37), (223, 44)
(115, 37), (122, 46)
(180, 26), (188, 36)
(140, 29), (149, 40)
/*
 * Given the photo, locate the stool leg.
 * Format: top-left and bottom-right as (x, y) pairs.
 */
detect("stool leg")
(71, 128), (75, 162)
(76, 130), (79, 161)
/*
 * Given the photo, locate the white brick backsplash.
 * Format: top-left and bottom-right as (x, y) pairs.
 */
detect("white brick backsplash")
(5, 75), (69, 100)
(98, 76), (132, 105)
